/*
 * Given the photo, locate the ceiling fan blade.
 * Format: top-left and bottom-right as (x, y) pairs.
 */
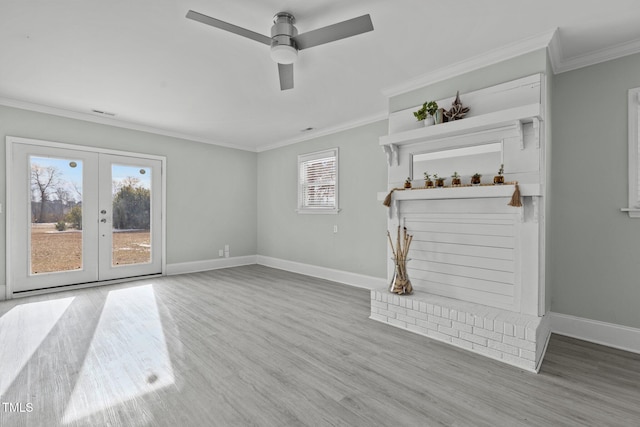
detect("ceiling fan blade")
(278, 63), (294, 91)
(294, 14), (373, 50)
(186, 10), (272, 46)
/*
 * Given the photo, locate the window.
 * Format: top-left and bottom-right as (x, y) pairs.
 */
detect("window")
(624, 88), (640, 218)
(297, 148), (339, 214)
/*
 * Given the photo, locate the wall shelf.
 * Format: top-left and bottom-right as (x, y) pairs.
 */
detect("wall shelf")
(380, 103), (542, 149)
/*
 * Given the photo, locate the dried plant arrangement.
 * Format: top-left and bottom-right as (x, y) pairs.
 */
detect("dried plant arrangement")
(387, 226), (413, 295)
(444, 91), (470, 121)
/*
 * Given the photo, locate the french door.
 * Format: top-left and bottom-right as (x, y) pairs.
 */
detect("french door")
(9, 139), (163, 293)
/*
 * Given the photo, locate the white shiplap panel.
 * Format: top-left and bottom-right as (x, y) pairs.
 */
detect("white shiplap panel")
(409, 249), (514, 272)
(408, 220), (515, 237)
(410, 241), (515, 260)
(410, 259), (515, 284)
(409, 269), (515, 296)
(402, 210), (518, 311)
(411, 231), (514, 249)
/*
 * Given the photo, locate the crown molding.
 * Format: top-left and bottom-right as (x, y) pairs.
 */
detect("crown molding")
(551, 36), (640, 74)
(547, 28), (564, 74)
(256, 111), (388, 152)
(0, 97), (257, 152)
(382, 28), (558, 98)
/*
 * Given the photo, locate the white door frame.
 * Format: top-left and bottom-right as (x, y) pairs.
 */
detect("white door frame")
(5, 136), (167, 299)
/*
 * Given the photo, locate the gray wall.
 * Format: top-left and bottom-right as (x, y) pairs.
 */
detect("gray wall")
(550, 52), (640, 329)
(0, 105), (257, 294)
(257, 121), (389, 279)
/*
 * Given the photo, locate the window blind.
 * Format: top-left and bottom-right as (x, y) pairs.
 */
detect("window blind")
(298, 148), (338, 213)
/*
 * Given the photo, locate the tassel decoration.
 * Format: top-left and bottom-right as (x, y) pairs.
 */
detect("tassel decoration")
(508, 182), (522, 207)
(383, 188), (398, 207)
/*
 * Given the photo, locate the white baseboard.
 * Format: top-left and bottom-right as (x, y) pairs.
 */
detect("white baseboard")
(549, 312), (640, 354)
(256, 255), (387, 290)
(166, 255), (257, 276)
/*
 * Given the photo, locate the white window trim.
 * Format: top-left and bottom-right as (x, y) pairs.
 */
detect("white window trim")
(622, 88), (640, 217)
(296, 148), (340, 214)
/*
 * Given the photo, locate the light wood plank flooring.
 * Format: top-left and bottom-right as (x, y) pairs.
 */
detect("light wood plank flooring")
(0, 265), (639, 426)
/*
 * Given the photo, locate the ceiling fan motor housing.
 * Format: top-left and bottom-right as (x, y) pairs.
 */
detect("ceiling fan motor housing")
(271, 12), (298, 54)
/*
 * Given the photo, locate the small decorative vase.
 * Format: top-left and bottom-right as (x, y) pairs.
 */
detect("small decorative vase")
(434, 110), (443, 124)
(471, 176), (481, 186)
(493, 175), (504, 185)
(436, 178), (446, 188)
(425, 180), (434, 188)
(452, 178), (462, 186)
(425, 115), (435, 127)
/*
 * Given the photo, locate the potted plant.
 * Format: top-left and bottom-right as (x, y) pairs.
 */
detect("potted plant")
(425, 101), (438, 126)
(494, 164), (505, 185)
(423, 172), (434, 188)
(404, 177), (412, 189)
(471, 173), (482, 186)
(451, 171), (461, 186)
(413, 103), (427, 126)
(433, 174), (446, 188)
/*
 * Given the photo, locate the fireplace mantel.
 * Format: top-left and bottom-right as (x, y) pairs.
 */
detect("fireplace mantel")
(378, 184), (542, 221)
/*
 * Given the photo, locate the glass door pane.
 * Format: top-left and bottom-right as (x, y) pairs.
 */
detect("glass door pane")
(98, 153), (161, 282)
(110, 164), (152, 266)
(11, 141), (99, 293)
(29, 156), (84, 274)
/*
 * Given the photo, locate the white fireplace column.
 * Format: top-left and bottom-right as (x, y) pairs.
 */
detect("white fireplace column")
(372, 74), (551, 372)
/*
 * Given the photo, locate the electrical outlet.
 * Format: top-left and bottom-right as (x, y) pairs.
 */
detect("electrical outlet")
(224, 244), (230, 258)
(219, 249), (224, 257)
(333, 225), (338, 233)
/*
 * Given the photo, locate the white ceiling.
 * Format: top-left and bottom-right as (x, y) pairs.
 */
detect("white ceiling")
(2, 0), (640, 151)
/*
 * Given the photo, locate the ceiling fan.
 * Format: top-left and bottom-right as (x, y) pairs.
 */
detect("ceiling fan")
(186, 10), (374, 91)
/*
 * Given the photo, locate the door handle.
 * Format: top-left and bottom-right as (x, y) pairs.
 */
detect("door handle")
(100, 218), (107, 223)
(100, 209), (107, 214)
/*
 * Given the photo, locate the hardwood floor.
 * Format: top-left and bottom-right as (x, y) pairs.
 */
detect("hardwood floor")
(0, 265), (639, 426)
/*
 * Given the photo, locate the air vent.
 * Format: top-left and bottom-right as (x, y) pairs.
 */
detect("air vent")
(91, 109), (116, 117)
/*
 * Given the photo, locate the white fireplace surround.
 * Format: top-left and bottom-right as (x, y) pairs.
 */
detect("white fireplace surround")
(374, 74), (550, 372)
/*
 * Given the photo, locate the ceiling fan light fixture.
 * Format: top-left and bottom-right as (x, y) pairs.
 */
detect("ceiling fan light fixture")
(270, 44), (298, 64)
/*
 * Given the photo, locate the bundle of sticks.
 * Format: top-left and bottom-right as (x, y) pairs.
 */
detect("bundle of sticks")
(387, 226), (413, 295)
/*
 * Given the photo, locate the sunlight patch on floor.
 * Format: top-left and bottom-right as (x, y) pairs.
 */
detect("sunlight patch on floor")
(62, 285), (174, 424)
(0, 297), (75, 396)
